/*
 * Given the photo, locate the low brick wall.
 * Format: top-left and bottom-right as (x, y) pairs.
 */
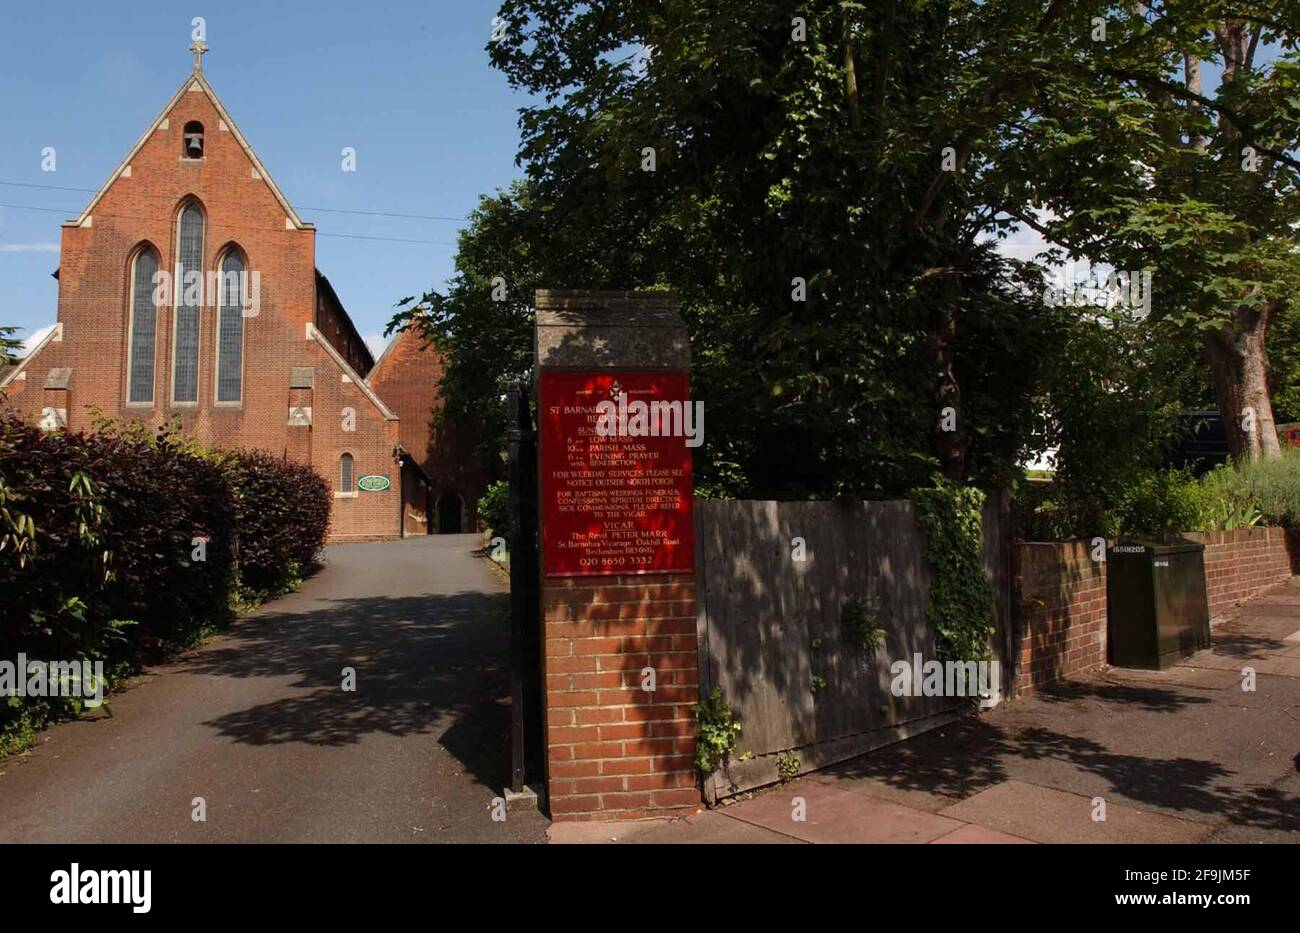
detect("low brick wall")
(1014, 528), (1297, 696)
(1185, 528), (1297, 620)
(1014, 540), (1108, 696)
(541, 573), (702, 821)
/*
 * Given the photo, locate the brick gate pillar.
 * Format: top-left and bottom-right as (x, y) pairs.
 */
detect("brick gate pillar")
(534, 290), (702, 821)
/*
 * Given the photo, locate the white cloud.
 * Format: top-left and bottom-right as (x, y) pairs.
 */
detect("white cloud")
(362, 333), (390, 360)
(20, 323), (55, 354)
(0, 243), (59, 253)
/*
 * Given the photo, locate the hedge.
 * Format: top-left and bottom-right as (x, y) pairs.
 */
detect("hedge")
(0, 414), (331, 755)
(216, 449), (331, 595)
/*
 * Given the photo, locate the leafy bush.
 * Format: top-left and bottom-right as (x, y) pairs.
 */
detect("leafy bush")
(1, 417), (236, 660)
(693, 686), (742, 775)
(840, 596), (884, 653)
(0, 415), (331, 756)
(1109, 469), (1205, 536)
(1186, 466), (1263, 531)
(476, 479), (510, 538)
(1221, 449), (1300, 528)
(1017, 452), (1297, 541)
(216, 450), (330, 596)
(1, 416), (237, 753)
(911, 478), (996, 664)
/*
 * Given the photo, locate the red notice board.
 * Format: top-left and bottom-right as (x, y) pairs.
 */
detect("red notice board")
(539, 371), (695, 577)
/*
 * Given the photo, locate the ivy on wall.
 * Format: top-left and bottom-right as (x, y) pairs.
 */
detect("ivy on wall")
(910, 477), (996, 664)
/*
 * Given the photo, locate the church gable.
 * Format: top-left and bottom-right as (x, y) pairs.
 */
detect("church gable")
(67, 69), (310, 235)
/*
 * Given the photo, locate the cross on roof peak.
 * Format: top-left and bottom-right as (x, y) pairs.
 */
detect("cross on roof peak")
(188, 39), (208, 71)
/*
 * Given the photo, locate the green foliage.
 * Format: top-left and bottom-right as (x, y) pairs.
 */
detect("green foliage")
(693, 686), (742, 775)
(0, 414), (330, 755)
(213, 450), (329, 598)
(1189, 466), (1264, 531)
(910, 478), (995, 664)
(1019, 450), (1298, 541)
(0, 326), (21, 369)
(392, 1), (1069, 496)
(1034, 308), (1203, 538)
(1270, 305), (1300, 421)
(477, 479), (511, 538)
(840, 596), (884, 653)
(776, 751), (800, 783)
(1221, 449), (1300, 528)
(1112, 469), (1208, 537)
(809, 675), (827, 694)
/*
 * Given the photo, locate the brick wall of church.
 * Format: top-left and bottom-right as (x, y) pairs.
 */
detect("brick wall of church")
(365, 328), (491, 531)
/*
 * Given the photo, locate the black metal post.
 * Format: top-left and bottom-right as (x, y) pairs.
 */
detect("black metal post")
(507, 381), (542, 792)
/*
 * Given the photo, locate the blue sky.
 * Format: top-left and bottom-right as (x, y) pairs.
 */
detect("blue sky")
(0, 0), (527, 356)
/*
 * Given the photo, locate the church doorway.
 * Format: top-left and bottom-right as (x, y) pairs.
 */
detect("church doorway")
(437, 492), (464, 534)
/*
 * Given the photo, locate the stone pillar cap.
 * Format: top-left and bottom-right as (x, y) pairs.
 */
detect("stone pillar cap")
(534, 290), (689, 370)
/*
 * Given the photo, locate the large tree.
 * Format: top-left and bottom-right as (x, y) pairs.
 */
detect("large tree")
(398, 1), (1299, 499)
(465, 0), (1059, 493)
(997, 1), (1300, 460)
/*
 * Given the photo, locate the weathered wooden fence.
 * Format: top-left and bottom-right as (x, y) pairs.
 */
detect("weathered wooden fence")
(694, 494), (1013, 800)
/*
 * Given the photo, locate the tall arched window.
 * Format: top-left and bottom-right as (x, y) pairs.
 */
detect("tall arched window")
(215, 249), (245, 403)
(339, 454), (355, 492)
(126, 246), (159, 404)
(172, 202), (204, 403)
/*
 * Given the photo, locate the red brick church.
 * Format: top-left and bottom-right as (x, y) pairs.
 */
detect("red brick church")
(0, 46), (487, 541)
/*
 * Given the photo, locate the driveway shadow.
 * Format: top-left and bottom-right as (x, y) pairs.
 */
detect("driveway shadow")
(177, 590), (512, 793)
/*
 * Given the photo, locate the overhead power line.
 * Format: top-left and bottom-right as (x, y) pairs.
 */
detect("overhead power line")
(0, 201), (458, 247)
(0, 180), (470, 224)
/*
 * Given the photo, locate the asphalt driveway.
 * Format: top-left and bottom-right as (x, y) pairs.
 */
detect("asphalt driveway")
(0, 534), (547, 843)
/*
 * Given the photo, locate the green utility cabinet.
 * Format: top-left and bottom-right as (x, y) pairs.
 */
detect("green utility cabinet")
(1106, 538), (1211, 669)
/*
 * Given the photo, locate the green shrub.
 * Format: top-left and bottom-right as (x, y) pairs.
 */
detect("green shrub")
(1110, 468), (1204, 536)
(215, 450), (330, 597)
(1, 416), (237, 754)
(911, 478), (996, 664)
(0, 415), (331, 756)
(693, 686), (742, 775)
(477, 479), (511, 538)
(1223, 449), (1300, 528)
(840, 596), (884, 652)
(1187, 466), (1263, 531)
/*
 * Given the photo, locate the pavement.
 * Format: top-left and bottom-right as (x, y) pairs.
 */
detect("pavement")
(551, 578), (1300, 844)
(0, 534), (548, 843)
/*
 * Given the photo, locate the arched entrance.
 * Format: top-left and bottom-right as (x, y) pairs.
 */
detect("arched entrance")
(437, 492), (464, 534)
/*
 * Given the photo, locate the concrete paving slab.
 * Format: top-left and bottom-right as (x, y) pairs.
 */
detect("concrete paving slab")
(548, 819), (671, 844)
(808, 770), (959, 813)
(930, 823), (1035, 844)
(939, 780), (1213, 843)
(627, 810), (805, 844)
(725, 781), (965, 844)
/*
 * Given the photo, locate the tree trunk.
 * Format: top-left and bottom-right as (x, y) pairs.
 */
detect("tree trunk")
(932, 269), (968, 478)
(1205, 301), (1282, 460)
(842, 7), (860, 130)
